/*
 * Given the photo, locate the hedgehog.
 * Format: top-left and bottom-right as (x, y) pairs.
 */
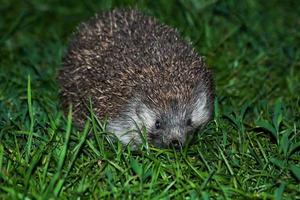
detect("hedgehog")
(58, 9), (214, 149)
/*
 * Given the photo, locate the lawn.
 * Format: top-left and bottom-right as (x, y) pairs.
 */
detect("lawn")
(1, 0), (300, 199)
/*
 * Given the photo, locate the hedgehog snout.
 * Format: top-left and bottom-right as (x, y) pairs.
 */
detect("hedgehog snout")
(160, 126), (187, 149)
(166, 134), (184, 150)
(168, 139), (182, 150)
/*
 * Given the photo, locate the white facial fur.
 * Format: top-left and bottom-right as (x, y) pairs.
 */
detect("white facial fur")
(108, 92), (210, 147)
(107, 102), (156, 146)
(191, 93), (210, 125)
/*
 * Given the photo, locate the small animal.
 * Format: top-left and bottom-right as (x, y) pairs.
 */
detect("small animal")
(58, 9), (214, 149)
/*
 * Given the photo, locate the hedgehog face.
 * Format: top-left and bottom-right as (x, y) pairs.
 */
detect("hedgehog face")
(107, 92), (212, 149)
(135, 94), (211, 150)
(146, 113), (195, 150)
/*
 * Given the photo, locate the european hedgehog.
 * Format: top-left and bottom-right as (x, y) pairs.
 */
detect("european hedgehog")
(59, 9), (214, 149)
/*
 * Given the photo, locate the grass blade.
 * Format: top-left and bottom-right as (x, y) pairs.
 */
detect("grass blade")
(290, 165), (300, 181)
(42, 106), (72, 198)
(54, 120), (90, 196)
(26, 74), (34, 163)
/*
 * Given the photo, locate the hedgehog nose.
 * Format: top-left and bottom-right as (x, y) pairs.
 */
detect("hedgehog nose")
(169, 139), (182, 150)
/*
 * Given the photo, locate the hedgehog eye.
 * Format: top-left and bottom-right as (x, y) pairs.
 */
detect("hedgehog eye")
(186, 119), (192, 126)
(155, 120), (161, 129)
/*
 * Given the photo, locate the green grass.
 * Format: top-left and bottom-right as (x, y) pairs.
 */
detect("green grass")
(1, 0), (300, 199)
